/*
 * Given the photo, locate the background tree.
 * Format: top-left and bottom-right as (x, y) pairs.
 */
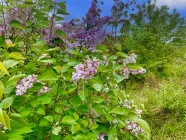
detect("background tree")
(120, 0), (186, 77)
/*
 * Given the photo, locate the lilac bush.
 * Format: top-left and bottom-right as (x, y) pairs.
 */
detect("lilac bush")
(0, 0), (151, 139)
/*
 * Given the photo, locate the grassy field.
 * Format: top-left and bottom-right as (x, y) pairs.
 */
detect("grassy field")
(126, 56), (186, 139)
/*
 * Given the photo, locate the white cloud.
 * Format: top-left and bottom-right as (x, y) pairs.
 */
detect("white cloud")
(154, 0), (186, 9)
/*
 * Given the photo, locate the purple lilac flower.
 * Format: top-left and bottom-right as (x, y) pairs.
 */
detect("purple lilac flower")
(0, 25), (4, 36)
(16, 74), (37, 96)
(122, 68), (130, 79)
(38, 86), (50, 94)
(126, 120), (145, 136)
(135, 108), (142, 116)
(16, 74), (50, 96)
(62, 0), (111, 50)
(72, 56), (100, 82)
(3, 7), (33, 37)
(97, 132), (107, 140)
(124, 99), (132, 109)
(83, 1), (111, 28)
(121, 67), (146, 79)
(123, 53), (137, 64)
(129, 67), (146, 75)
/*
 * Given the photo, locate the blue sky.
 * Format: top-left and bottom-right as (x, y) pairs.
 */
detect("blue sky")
(65, 0), (186, 20)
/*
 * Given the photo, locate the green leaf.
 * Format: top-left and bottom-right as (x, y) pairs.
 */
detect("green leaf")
(61, 116), (77, 125)
(39, 118), (49, 127)
(113, 64), (123, 71)
(0, 108), (11, 129)
(9, 113), (27, 125)
(8, 74), (26, 83)
(38, 70), (58, 81)
(45, 47), (60, 52)
(90, 122), (99, 130)
(3, 60), (19, 69)
(20, 109), (30, 117)
(71, 124), (81, 134)
(113, 73), (125, 83)
(96, 44), (107, 52)
(81, 120), (89, 127)
(67, 50), (82, 56)
(52, 126), (61, 135)
(0, 131), (7, 140)
(0, 81), (5, 99)
(36, 108), (45, 115)
(109, 107), (128, 116)
(57, 9), (69, 15)
(73, 134), (87, 140)
(131, 118), (151, 136)
(56, 16), (64, 21)
(55, 30), (65, 36)
(53, 66), (62, 74)
(108, 55), (117, 61)
(39, 59), (56, 64)
(127, 64), (141, 70)
(116, 52), (128, 58)
(37, 94), (52, 105)
(91, 84), (102, 92)
(108, 125), (118, 135)
(78, 90), (88, 101)
(71, 95), (82, 106)
(35, 40), (45, 47)
(8, 52), (25, 60)
(67, 60), (81, 66)
(105, 114), (114, 122)
(98, 65), (112, 73)
(93, 97), (104, 103)
(73, 113), (79, 121)
(0, 62), (10, 76)
(58, 2), (66, 10)
(44, 115), (54, 123)
(0, 97), (14, 109)
(9, 20), (23, 29)
(115, 43), (122, 51)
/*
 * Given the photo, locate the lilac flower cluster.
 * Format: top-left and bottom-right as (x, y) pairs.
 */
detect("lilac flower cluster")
(0, 7), (32, 37)
(124, 100), (143, 116)
(6, 7), (32, 26)
(72, 57), (100, 82)
(123, 53), (137, 64)
(124, 99), (132, 109)
(126, 120), (145, 136)
(0, 25), (4, 36)
(16, 74), (37, 96)
(121, 67), (146, 79)
(129, 67), (146, 75)
(70, 28), (107, 51)
(62, 0), (111, 50)
(40, 18), (62, 44)
(16, 74), (50, 96)
(38, 86), (50, 94)
(83, 0), (111, 28)
(135, 108), (142, 116)
(97, 132), (107, 140)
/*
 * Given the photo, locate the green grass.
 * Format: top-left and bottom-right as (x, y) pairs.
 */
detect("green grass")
(126, 79), (186, 139)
